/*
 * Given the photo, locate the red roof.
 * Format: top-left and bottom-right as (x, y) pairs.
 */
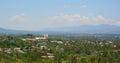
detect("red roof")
(24, 38), (37, 41)
(23, 37), (47, 41)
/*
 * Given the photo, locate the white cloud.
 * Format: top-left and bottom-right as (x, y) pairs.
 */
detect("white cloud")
(9, 13), (26, 21)
(51, 14), (89, 22)
(50, 14), (117, 26)
(91, 15), (113, 24)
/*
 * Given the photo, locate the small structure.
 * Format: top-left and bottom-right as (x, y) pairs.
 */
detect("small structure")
(41, 53), (54, 59)
(51, 40), (63, 44)
(14, 48), (21, 51)
(41, 56), (47, 58)
(14, 48), (25, 53)
(22, 34), (48, 41)
(4, 49), (12, 54)
(48, 56), (55, 59)
(47, 53), (54, 59)
(22, 38), (37, 41)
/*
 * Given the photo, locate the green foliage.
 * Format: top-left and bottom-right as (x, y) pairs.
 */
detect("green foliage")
(0, 34), (120, 63)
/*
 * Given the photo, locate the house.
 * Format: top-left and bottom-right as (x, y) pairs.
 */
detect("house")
(47, 53), (53, 56)
(41, 56), (47, 58)
(47, 53), (55, 59)
(41, 53), (55, 59)
(14, 48), (25, 53)
(48, 56), (55, 59)
(14, 48), (21, 51)
(22, 38), (37, 41)
(51, 40), (63, 44)
(4, 49), (12, 54)
(35, 34), (48, 41)
(22, 34), (48, 41)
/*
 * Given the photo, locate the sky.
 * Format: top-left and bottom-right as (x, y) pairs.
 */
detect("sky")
(0, 0), (120, 31)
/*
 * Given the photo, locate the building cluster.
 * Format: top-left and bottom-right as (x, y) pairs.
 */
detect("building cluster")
(22, 34), (48, 41)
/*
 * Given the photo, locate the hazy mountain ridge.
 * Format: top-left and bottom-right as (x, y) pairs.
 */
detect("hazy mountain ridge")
(43, 24), (120, 34)
(0, 27), (32, 34)
(0, 24), (120, 34)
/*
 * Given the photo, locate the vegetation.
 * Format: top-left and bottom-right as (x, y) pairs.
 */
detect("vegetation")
(0, 34), (120, 63)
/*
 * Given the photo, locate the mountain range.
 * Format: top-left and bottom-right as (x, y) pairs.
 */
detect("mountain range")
(0, 24), (120, 34)
(42, 24), (120, 34)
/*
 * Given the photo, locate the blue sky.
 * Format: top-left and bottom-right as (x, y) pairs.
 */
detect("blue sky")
(0, 0), (120, 30)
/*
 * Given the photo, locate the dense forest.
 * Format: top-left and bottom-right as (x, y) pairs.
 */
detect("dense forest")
(0, 34), (120, 63)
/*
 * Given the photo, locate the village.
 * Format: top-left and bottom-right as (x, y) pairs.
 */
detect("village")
(0, 34), (66, 59)
(0, 34), (120, 63)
